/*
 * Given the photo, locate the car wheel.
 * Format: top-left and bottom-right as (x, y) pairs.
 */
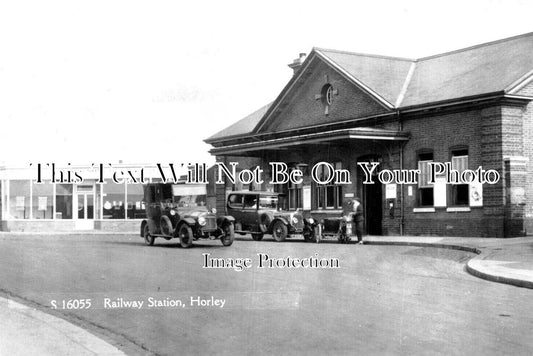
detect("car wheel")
(272, 221), (288, 242)
(220, 223), (235, 247)
(252, 233), (264, 241)
(178, 224), (193, 248)
(160, 215), (173, 236)
(303, 226), (314, 242)
(144, 224), (155, 246)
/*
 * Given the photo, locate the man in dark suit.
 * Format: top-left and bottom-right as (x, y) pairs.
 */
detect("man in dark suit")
(352, 197), (364, 244)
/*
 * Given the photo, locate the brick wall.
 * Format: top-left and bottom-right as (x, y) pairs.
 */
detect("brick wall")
(518, 82), (533, 234)
(401, 106), (503, 237)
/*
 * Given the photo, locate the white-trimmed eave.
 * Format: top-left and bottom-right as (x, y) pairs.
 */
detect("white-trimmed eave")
(209, 127), (409, 155)
(314, 49), (395, 110)
(506, 69), (533, 94)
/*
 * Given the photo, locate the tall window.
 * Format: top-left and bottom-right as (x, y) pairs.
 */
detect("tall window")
(314, 161), (342, 210)
(288, 167), (302, 210)
(56, 184), (73, 219)
(418, 152), (434, 206)
(451, 148), (469, 206)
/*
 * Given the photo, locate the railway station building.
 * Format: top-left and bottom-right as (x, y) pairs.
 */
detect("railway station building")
(205, 33), (533, 237)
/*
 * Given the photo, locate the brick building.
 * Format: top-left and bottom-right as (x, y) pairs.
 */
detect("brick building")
(205, 33), (533, 238)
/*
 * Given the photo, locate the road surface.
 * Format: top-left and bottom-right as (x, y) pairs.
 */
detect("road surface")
(0, 233), (532, 355)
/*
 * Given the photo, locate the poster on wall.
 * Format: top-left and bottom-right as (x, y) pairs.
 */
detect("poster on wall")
(38, 196), (47, 211)
(469, 181), (483, 207)
(385, 183), (397, 199)
(303, 185), (311, 210)
(15, 196), (25, 210)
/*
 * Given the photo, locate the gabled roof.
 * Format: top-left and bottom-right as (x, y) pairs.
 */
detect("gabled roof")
(401, 32), (533, 107)
(314, 48), (415, 107)
(206, 32), (533, 143)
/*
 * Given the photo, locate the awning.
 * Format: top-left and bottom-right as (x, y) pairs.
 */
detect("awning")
(209, 127), (409, 155)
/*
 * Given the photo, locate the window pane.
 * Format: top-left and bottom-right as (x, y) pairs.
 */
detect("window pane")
(32, 181), (53, 219)
(56, 184), (73, 219)
(418, 160), (433, 188)
(127, 183), (145, 219)
(9, 180), (30, 219)
(453, 184), (469, 206)
(326, 186), (335, 208)
(419, 188), (434, 206)
(102, 180), (125, 219)
(243, 194), (257, 209)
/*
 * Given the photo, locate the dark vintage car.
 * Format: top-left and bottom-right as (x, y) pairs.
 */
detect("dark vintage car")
(140, 183), (235, 247)
(226, 191), (315, 242)
(312, 200), (358, 244)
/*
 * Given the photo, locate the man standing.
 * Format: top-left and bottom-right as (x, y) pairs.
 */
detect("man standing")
(352, 197), (364, 244)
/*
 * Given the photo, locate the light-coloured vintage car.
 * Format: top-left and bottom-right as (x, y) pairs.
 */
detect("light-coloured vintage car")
(226, 191), (315, 242)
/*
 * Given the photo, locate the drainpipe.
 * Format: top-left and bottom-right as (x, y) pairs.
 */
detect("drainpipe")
(397, 110), (405, 236)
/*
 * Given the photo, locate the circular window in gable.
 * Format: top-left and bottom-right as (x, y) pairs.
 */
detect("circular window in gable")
(321, 84), (334, 106)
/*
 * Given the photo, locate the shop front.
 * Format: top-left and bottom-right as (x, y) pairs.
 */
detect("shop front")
(0, 164), (159, 232)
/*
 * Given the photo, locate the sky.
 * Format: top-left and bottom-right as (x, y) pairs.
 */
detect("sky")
(0, 0), (532, 167)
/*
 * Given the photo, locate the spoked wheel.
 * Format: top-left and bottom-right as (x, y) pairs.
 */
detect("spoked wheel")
(144, 224), (155, 246)
(303, 225), (314, 242)
(178, 224), (193, 248)
(272, 221), (288, 242)
(220, 223), (235, 246)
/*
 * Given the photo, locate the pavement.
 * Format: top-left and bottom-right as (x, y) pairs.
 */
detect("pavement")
(363, 235), (533, 289)
(0, 232), (532, 355)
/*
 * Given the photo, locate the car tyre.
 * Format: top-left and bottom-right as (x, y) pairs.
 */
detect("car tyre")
(272, 221), (288, 242)
(221, 223), (235, 247)
(160, 215), (173, 236)
(252, 233), (264, 241)
(303, 225), (314, 242)
(144, 224), (155, 246)
(179, 224), (193, 248)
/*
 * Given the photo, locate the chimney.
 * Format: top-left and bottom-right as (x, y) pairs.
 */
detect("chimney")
(288, 52), (307, 75)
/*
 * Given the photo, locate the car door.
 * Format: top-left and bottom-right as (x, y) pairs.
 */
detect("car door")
(242, 194), (259, 231)
(227, 194), (246, 231)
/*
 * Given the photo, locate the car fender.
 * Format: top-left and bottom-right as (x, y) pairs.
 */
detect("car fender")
(260, 212), (275, 227)
(217, 215), (235, 226)
(180, 217), (196, 227)
(173, 218), (196, 237)
(269, 217), (288, 231)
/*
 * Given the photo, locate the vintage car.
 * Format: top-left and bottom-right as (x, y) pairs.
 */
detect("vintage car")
(313, 215), (356, 243)
(312, 199), (358, 244)
(140, 183), (235, 247)
(226, 191), (315, 242)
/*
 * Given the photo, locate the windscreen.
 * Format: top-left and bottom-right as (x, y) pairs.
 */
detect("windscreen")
(258, 196), (278, 209)
(172, 185), (207, 207)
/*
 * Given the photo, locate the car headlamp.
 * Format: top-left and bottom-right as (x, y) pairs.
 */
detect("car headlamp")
(308, 218), (314, 225)
(292, 216), (298, 224)
(198, 216), (207, 226)
(211, 208), (217, 214)
(170, 209), (176, 216)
